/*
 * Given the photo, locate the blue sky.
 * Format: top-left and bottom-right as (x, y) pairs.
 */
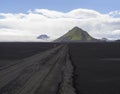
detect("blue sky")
(0, 0), (120, 13)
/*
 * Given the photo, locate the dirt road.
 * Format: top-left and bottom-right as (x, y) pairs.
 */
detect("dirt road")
(0, 45), (76, 94)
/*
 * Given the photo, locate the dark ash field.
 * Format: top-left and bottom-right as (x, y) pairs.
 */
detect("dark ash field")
(0, 42), (120, 94)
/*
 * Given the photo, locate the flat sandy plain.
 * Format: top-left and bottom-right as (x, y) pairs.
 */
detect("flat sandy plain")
(0, 42), (120, 94)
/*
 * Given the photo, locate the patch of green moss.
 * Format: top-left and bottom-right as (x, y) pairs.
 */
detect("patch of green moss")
(87, 36), (92, 41)
(63, 29), (83, 41)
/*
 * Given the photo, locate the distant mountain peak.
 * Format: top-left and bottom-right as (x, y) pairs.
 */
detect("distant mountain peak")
(37, 34), (49, 40)
(68, 26), (86, 35)
(72, 26), (82, 30)
(54, 27), (98, 42)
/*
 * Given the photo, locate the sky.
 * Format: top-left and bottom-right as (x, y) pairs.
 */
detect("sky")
(0, 0), (120, 13)
(0, 0), (120, 41)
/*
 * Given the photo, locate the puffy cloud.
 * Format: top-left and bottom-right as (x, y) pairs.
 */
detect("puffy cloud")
(109, 10), (120, 18)
(0, 8), (120, 41)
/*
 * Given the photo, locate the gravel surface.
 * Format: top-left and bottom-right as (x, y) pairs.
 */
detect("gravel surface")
(0, 45), (76, 94)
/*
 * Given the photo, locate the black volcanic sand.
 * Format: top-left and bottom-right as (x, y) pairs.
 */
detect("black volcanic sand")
(0, 44), (76, 94)
(0, 42), (120, 94)
(69, 43), (120, 94)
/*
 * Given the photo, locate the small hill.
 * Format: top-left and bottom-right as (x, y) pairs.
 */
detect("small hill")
(54, 27), (98, 42)
(37, 34), (49, 40)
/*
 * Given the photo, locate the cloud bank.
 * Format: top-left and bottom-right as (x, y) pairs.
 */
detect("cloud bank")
(0, 8), (120, 41)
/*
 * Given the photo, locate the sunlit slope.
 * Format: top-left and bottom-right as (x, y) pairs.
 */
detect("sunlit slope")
(55, 27), (98, 42)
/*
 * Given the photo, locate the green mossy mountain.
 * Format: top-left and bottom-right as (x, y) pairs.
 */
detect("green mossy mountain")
(54, 27), (98, 42)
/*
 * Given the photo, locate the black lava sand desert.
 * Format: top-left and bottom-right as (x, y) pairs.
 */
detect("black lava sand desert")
(0, 42), (120, 94)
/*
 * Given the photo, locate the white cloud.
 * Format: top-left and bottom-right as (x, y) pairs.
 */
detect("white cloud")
(109, 10), (120, 18)
(0, 8), (120, 41)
